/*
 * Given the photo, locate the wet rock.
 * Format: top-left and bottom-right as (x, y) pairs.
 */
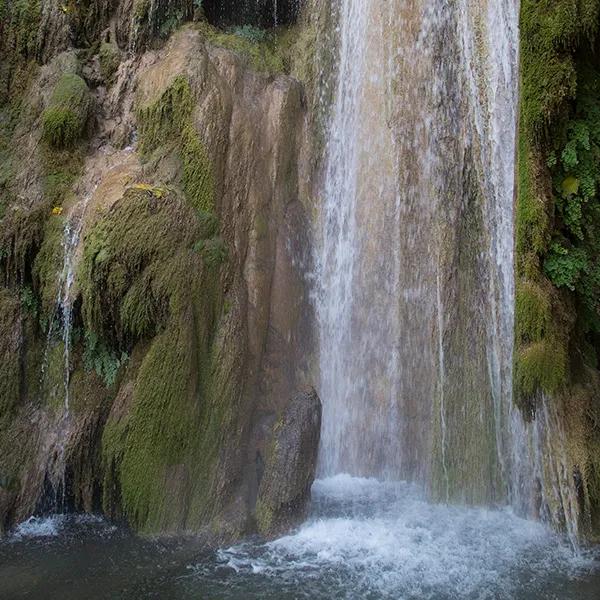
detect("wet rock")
(204, 0), (303, 28)
(0, 22), (316, 539)
(255, 388), (321, 538)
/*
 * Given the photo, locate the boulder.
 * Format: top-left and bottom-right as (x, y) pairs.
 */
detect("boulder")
(255, 388), (322, 538)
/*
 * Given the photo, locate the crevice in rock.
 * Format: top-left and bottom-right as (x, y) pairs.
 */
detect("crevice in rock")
(203, 0), (302, 28)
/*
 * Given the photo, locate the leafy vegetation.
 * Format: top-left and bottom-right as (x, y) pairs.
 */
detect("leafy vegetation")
(83, 331), (128, 387)
(542, 66), (600, 325)
(517, 0), (600, 538)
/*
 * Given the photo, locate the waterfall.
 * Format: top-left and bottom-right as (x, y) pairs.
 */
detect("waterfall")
(317, 1), (521, 503)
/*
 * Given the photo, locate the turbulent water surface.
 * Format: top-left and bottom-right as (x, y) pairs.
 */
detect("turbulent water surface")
(1, 476), (599, 600)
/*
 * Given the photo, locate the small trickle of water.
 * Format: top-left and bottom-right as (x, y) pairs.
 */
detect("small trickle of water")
(41, 194), (93, 415)
(35, 187), (96, 509)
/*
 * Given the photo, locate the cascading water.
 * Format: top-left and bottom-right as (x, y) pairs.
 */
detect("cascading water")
(317, 0), (520, 505)
(36, 189), (95, 509)
(41, 184), (96, 411)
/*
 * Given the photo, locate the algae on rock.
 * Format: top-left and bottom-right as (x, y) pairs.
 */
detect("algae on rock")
(42, 73), (91, 148)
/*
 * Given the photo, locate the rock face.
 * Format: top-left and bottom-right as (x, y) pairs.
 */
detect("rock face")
(204, 0), (303, 27)
(256, 388), (321, 537)
(0, 2), (318, 540)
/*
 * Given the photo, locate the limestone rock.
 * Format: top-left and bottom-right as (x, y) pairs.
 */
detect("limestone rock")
(255, 388), (322, 538)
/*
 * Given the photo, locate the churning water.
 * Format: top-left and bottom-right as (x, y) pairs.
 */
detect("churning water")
(2, 477), (600, 599)
(315, 0), (575, 525)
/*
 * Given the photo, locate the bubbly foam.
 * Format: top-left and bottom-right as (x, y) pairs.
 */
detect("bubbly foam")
(10, 515), (66, 540)
(8, 513), (112, 543)
(208, 477), (597, 599)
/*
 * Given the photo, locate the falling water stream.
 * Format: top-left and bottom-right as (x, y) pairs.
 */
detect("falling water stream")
(317, 0), (515, 494)
(2, 2), (600, 598)
(34, 187), (97, 512)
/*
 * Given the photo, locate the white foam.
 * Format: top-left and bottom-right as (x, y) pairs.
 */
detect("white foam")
(10, 515), (66, 540)
(215, 477), (596, 598)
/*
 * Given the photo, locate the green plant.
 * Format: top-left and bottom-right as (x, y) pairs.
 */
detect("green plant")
(20, 286), (38, 318)
(83, 331), (128, 387)
(231, 25), (269, 44)
(541, 63), (600, 325)
(207, 25), (285, 73)
(193, 236), (228, 267)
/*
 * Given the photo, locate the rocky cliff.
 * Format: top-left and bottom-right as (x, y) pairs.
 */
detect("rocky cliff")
(0, 0), (322, 539)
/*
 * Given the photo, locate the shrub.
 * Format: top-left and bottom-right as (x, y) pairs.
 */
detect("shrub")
(83, 330), (128, 387)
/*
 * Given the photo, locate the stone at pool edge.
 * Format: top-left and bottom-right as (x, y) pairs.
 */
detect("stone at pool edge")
(255, 388), (322, 539)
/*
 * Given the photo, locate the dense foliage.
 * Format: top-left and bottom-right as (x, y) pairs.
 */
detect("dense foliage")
(517, 0), (600, 400)
(517, 0), (600, 537)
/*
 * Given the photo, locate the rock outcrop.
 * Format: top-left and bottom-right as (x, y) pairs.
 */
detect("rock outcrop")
(255, 388), (321, 537)
(0, 2), (319, 540)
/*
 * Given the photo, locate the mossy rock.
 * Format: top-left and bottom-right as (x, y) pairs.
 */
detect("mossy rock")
(255, 389), (321, 538)
(42, 73), (91, 148)
(99, 43), (121, 82)
(0, 201), (50, 287)
(0, 289), (22, 420)
(515, 339), (568, 402)
(137, 75), (215, 212)
(515, 280), (552, 344)
(208, 27), (285, 73)
(86, 186), (232, 532)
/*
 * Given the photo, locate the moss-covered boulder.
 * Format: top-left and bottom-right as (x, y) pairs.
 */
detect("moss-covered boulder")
(98, 42), (121, 82)
(255, 388), (321, 538)
(42, 73), (91, 148)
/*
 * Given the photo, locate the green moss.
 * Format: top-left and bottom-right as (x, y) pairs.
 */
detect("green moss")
(0, 290), (21, 420)
(516, 0), (600, 402)
(209, 27), (285, 73)
(516, 132), (550, 272)
(0, 201), (49, 287)
(98, 42), (121, 82)
(193, 236), (228, 267)
(42, 74), (91, 148)
(41, 145), (84, 205)
(137, 76), (215, 212)
(32, 212), (66, 319)
(5, 0), (41, 60)
(88, 186), (232, 532)
(515, 281), (552, 343)
(516, 339), (569, 400)
(520, 0), (599, 138)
